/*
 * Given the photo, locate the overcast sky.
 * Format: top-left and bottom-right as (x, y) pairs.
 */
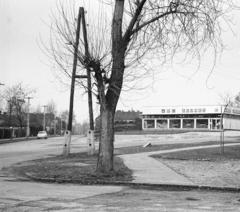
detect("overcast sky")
(1, 0), (240, 123)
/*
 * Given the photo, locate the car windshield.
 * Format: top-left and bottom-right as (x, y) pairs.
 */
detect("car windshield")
(38, 131), (46, 134)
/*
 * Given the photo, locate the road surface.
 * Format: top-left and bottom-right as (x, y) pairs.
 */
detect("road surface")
(1, 134), (240, 211)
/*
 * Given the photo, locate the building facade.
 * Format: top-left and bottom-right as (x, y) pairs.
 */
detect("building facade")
(142, 105), (240, 130)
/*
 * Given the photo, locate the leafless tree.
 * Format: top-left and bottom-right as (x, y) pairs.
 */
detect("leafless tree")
(218, 91), (234, 154)
(234, 92), (240, 107)
(218, 92), (233, 107)
(44, 0), (239, 173)
(45, 99), (58, 130)
(2, 82), (36, 135)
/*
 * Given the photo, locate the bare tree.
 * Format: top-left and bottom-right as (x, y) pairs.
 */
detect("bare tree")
(234, 92), (240, 107)
(3, 82), (36, 136)
(218, 91), (233, 154)
(44, 0), (239, 173)
(47, 99), (57, 114)
(46, 99), (57, 132)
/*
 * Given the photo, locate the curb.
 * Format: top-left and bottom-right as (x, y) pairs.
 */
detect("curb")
(25, 173), (240, 193)
(0, 135), (63, 145)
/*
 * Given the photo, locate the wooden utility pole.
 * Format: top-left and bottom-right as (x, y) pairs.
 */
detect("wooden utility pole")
(68, 7), (81, 132)
(42, 105), (48, 131)
(80, 7), (94, 131)
(26, 97), (33, 138)
(63, 7), (81, 156)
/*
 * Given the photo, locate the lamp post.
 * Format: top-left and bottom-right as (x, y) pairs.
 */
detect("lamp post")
(26, 97), (33, 138)
(54, 111), (57, 136)
(42, 105), (48, 131)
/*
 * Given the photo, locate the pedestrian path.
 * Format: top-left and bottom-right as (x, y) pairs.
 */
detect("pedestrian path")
(118, 153), (194, 185)
(118, 143), (240, 186)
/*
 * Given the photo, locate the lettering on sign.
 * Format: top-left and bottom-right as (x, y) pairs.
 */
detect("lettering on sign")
(233, 109), (240, 114)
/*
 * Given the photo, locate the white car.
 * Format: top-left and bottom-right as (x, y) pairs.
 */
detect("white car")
(37, 131), (48, 139)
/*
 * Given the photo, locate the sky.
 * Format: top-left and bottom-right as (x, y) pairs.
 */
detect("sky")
(1, 0), (240, 123)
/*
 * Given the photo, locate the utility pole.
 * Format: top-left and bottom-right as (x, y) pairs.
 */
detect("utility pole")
(42, 105), (48, 131)
(81, 7), (94, 131)
(64, 7), (81, 157)
(80, 7), (95, 155)
(0, 83), (4, 140)
(26, 97), (33, 138)
(54, 111), (57, 136)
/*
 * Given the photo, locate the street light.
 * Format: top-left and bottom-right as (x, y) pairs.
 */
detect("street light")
(25, 97), (33, 138)
(42, 105), (48, 131)
(54, 111), (57, 136)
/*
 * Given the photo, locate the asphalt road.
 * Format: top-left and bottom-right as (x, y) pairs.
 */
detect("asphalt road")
(1, 135), (240, 211)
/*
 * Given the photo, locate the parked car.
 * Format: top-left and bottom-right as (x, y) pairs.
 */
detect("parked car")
(37, 131), (48, 139)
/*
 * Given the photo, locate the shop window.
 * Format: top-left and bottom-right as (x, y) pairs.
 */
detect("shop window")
(144, 120), (155, 128)
(196, 119), (208, 128)
(156, 120), (168, 129)
(169, 119), (180, 128)
(183, 119), (194, 128)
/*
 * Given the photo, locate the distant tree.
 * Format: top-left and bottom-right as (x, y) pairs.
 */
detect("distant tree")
(47, 99), (57, 114)
(2, 82), (36, 136)
(46, 1), (239, 173)
(218, 92), (233, 107)
(80, 119), (89, 136)
(0, 87), (5, 112)
(60, 110), (76, 132)
(234, 93), (240, 107)
(46, 99), (58, 133)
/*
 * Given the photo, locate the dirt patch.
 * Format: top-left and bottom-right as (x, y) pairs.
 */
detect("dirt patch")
(156, 159), (240, 187)
(152, 145), (240, 187)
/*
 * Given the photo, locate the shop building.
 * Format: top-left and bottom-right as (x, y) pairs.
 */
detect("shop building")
(142, 105), (240, 130)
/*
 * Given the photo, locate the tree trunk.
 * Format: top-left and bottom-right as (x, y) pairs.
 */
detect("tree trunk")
(96, 0), (126, 173)
(97, 108), (115, 172)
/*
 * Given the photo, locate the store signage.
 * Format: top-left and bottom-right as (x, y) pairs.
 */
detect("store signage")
(224, 108), (240, 115)
(182, 108), (206, 113)
(233, 109), (240, 114)
(161, 108), (208, 114)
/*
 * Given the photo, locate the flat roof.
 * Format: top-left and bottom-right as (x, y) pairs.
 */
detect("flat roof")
(142, 105), (240, 116)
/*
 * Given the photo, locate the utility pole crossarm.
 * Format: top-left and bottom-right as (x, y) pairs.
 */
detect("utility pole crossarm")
(75, 75), (88, 79)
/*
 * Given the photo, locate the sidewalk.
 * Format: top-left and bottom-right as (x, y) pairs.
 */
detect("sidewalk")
(118, 153), (194, 185)
(118, 143), (240, 190)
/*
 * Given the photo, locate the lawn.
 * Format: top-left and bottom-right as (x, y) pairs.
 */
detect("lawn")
(151, 145), (240, 161)
(10, 152), (133, 183)
(7, 139), (240, 185)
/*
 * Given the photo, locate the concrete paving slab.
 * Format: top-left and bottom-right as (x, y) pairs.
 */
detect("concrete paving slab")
(119, 154), (194, 185)
(119, 143), (240, 186)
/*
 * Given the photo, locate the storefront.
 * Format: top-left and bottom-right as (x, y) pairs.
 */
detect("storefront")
(142, 105), (240, 130)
